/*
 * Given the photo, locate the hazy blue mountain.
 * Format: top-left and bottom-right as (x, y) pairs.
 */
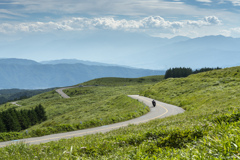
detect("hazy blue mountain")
(126, 35), (240, 69)
(0, 58), (40, 65)
(0, 59), (165, 89)
(2, 33), (238, 70)
(0, 31), (190, 67)
(167, 36), (190, 44)
(40, 59), (123, 67)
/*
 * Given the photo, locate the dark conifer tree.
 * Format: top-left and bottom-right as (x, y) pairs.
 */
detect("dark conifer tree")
(16, 110), (30, 130)
(2, 109), (20, 132)
(0, 105), (47, 132)
(165, 67), (193, 79)
(9, 109), (21, 131)
(0, 115), (7, 132)
(28, 109), (38, 125)
(35, 104), (47, 122)
(21, 110), (31, 129)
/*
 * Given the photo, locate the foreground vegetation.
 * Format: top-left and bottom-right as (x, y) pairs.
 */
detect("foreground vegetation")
(0, 68), (240, 159)
(0, 76), (163, 141)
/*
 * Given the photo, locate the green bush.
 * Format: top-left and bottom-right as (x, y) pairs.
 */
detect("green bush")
(0, 132), (22, 141)
(213, 111), (240, 124)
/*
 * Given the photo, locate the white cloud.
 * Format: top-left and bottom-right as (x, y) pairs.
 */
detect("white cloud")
(204, 16), (222, 25)
(0, 16), (223, 36)
(186, 16), (221, 27)
(231, 27), (240, 32)
(227, 27), (240, 37)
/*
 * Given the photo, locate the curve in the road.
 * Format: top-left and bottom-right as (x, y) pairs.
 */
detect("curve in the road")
(56, 87), (75, 98)
(10, 101), (21, 106)
(0, 95), (184, 148)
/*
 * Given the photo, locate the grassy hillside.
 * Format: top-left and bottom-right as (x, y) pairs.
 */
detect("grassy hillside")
(1, 68), (240, 159)
(79, 75), (164, 86)
(143, 66), (240, 112)
(0, 76), (163, 141)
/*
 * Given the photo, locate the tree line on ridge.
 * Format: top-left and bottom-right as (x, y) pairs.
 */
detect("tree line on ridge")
(165, 67), (222, 79)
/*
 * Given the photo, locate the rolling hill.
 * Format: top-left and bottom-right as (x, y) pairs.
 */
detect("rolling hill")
(0, 76), (164, 140)
(0, 66), (239, 159)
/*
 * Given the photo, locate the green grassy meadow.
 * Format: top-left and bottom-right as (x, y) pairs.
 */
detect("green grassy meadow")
(79, 76), (164, 86)
(1, 68), (240, 159)
(0, 76), (163, 141)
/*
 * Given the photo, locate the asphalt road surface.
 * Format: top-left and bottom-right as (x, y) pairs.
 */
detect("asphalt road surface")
(10, 101), (21, 106)
(0, 95), (184, 148)
(55, 87), (75, 98)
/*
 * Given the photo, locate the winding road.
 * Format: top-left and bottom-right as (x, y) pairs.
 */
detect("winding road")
(10, 101), (21, 106)
(56, 87), (75, 98)
(0, 94), (184, 148)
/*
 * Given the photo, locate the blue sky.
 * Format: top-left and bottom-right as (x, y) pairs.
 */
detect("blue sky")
(0, 0), (240, 37)
(0, 0), (240, 65)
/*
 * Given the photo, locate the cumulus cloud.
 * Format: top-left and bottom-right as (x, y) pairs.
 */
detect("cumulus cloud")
(204, 16), (222, 25)
(186, 16), (221, 27)
(0, 16), (222, 35)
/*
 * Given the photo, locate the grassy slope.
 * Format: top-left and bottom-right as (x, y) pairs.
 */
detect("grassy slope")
(1, 69), (240, 159)
(143, 66), (240, 113)
(0, 76), (164, 140)
(79, 75), (164, 86)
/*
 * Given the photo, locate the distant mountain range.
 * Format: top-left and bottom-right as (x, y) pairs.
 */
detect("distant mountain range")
(0, 31), (191, 70)
(40, 59), (127, 67)
(0, 58), (164, 89)
(1, 32), (240, 77)
(123, 35), (240, 69)
(34, 34), (240, 69)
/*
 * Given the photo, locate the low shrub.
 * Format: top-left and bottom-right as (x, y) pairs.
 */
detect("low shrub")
(0, 132), (22, 141)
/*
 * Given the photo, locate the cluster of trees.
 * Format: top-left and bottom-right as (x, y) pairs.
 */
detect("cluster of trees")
(0, 104), (47, 132)
(165, 67), (193, 79)
(193, 67), (222, 74)
(165, 67), (221, 79)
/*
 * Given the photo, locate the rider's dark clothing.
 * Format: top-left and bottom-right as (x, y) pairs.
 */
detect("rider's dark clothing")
(152, 100), (156, 106)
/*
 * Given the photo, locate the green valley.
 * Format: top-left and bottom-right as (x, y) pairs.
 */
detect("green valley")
(0, 76), (164, 141)
(0, 67), (240, 159)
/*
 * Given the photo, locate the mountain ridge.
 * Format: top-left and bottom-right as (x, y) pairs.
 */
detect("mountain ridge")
(126, 35), (240, 69)
(40, 59), (128, 67)
(0, 58), (165, 89)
